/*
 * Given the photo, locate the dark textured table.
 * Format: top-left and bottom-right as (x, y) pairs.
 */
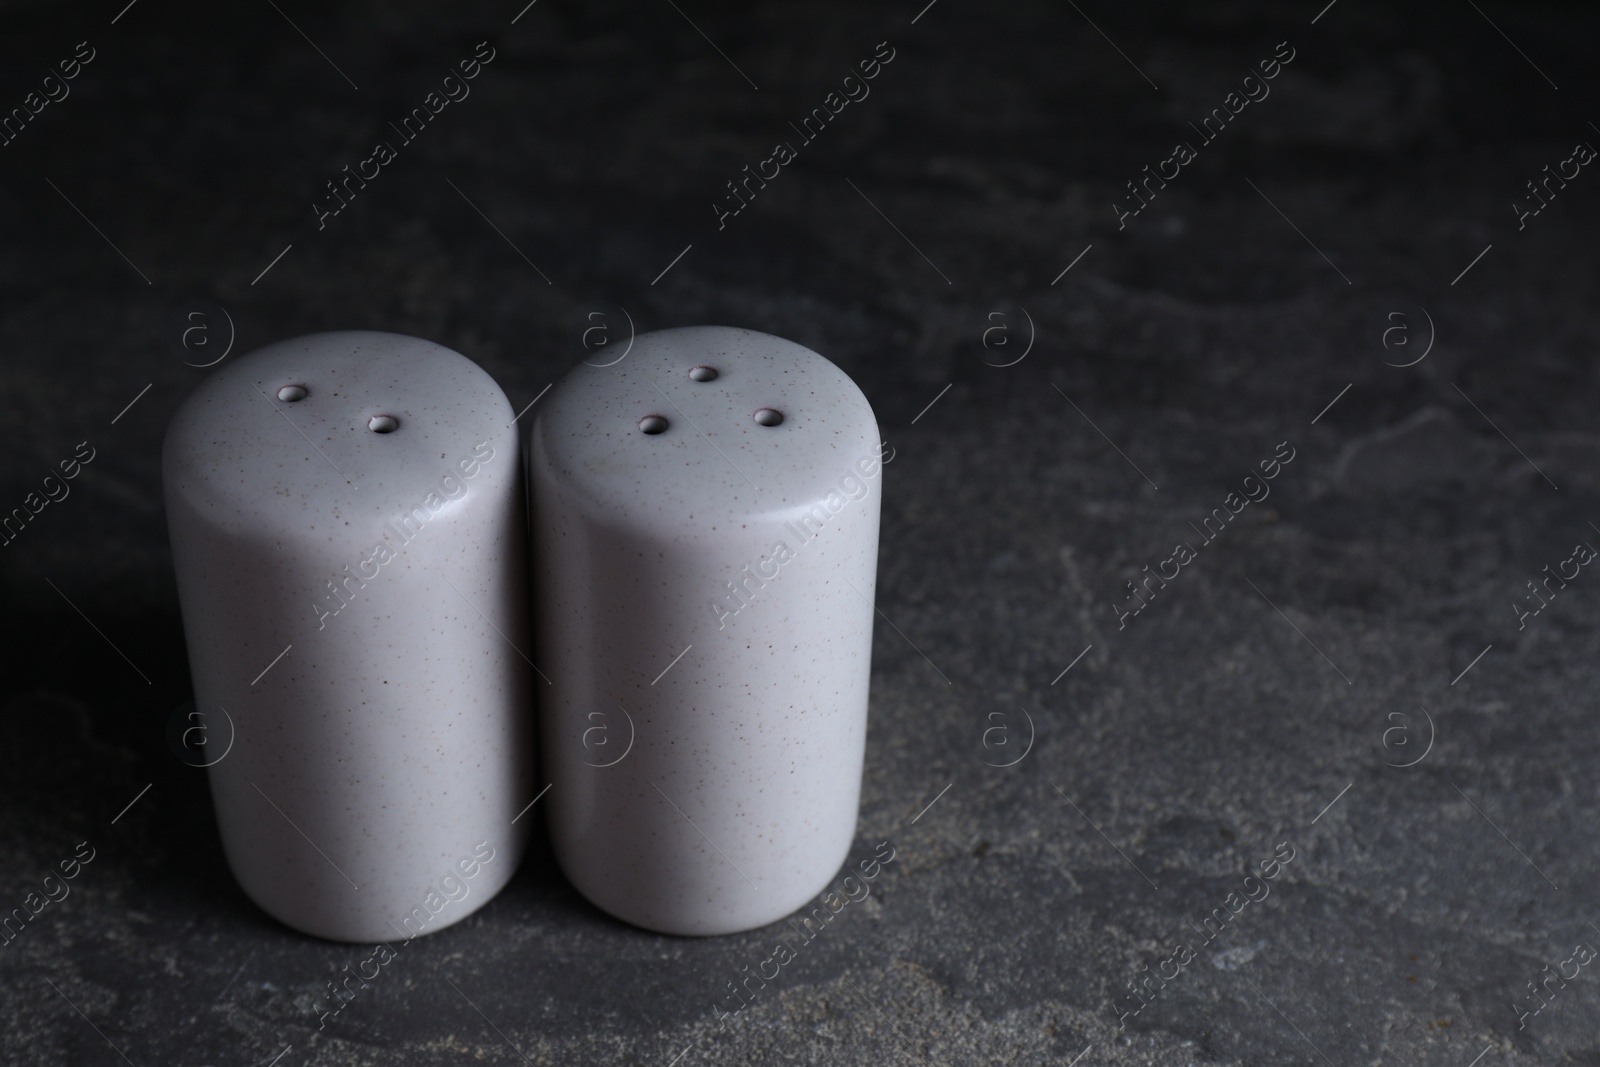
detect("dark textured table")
(3, 0), (1599, 1063)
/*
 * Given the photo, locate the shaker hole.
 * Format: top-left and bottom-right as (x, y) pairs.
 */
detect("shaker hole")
(639, 415), (669, 435)
(368, 415), (400, 433)
(753, 408), (784, 427)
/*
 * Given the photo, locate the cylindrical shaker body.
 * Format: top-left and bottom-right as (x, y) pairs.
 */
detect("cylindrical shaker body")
(163, 330), (532, 942)
(530, 325), (882, 935)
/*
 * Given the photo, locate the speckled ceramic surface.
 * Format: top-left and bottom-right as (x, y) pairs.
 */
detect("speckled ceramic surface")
(529, 325), (882, 935)
(162, 330), (532, 943)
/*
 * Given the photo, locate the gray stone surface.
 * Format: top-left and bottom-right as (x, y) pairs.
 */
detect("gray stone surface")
(2, 0), (1599, 1063)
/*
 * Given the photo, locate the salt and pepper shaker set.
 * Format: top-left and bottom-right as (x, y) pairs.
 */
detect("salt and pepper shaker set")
(163, 326), (882, 941)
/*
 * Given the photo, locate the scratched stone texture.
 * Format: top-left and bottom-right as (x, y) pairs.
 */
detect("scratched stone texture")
(1, 0), (1598, 1064)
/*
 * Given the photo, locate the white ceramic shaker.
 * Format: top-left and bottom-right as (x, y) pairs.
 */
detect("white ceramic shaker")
(528, 325), (882, 935)
(163, 331), (533, 942)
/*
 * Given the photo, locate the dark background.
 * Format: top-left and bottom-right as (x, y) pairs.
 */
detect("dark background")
(2, 0), (1598, 1063)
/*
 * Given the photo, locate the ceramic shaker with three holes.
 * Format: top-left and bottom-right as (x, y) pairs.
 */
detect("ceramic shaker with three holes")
(528, 326), (883, 935)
